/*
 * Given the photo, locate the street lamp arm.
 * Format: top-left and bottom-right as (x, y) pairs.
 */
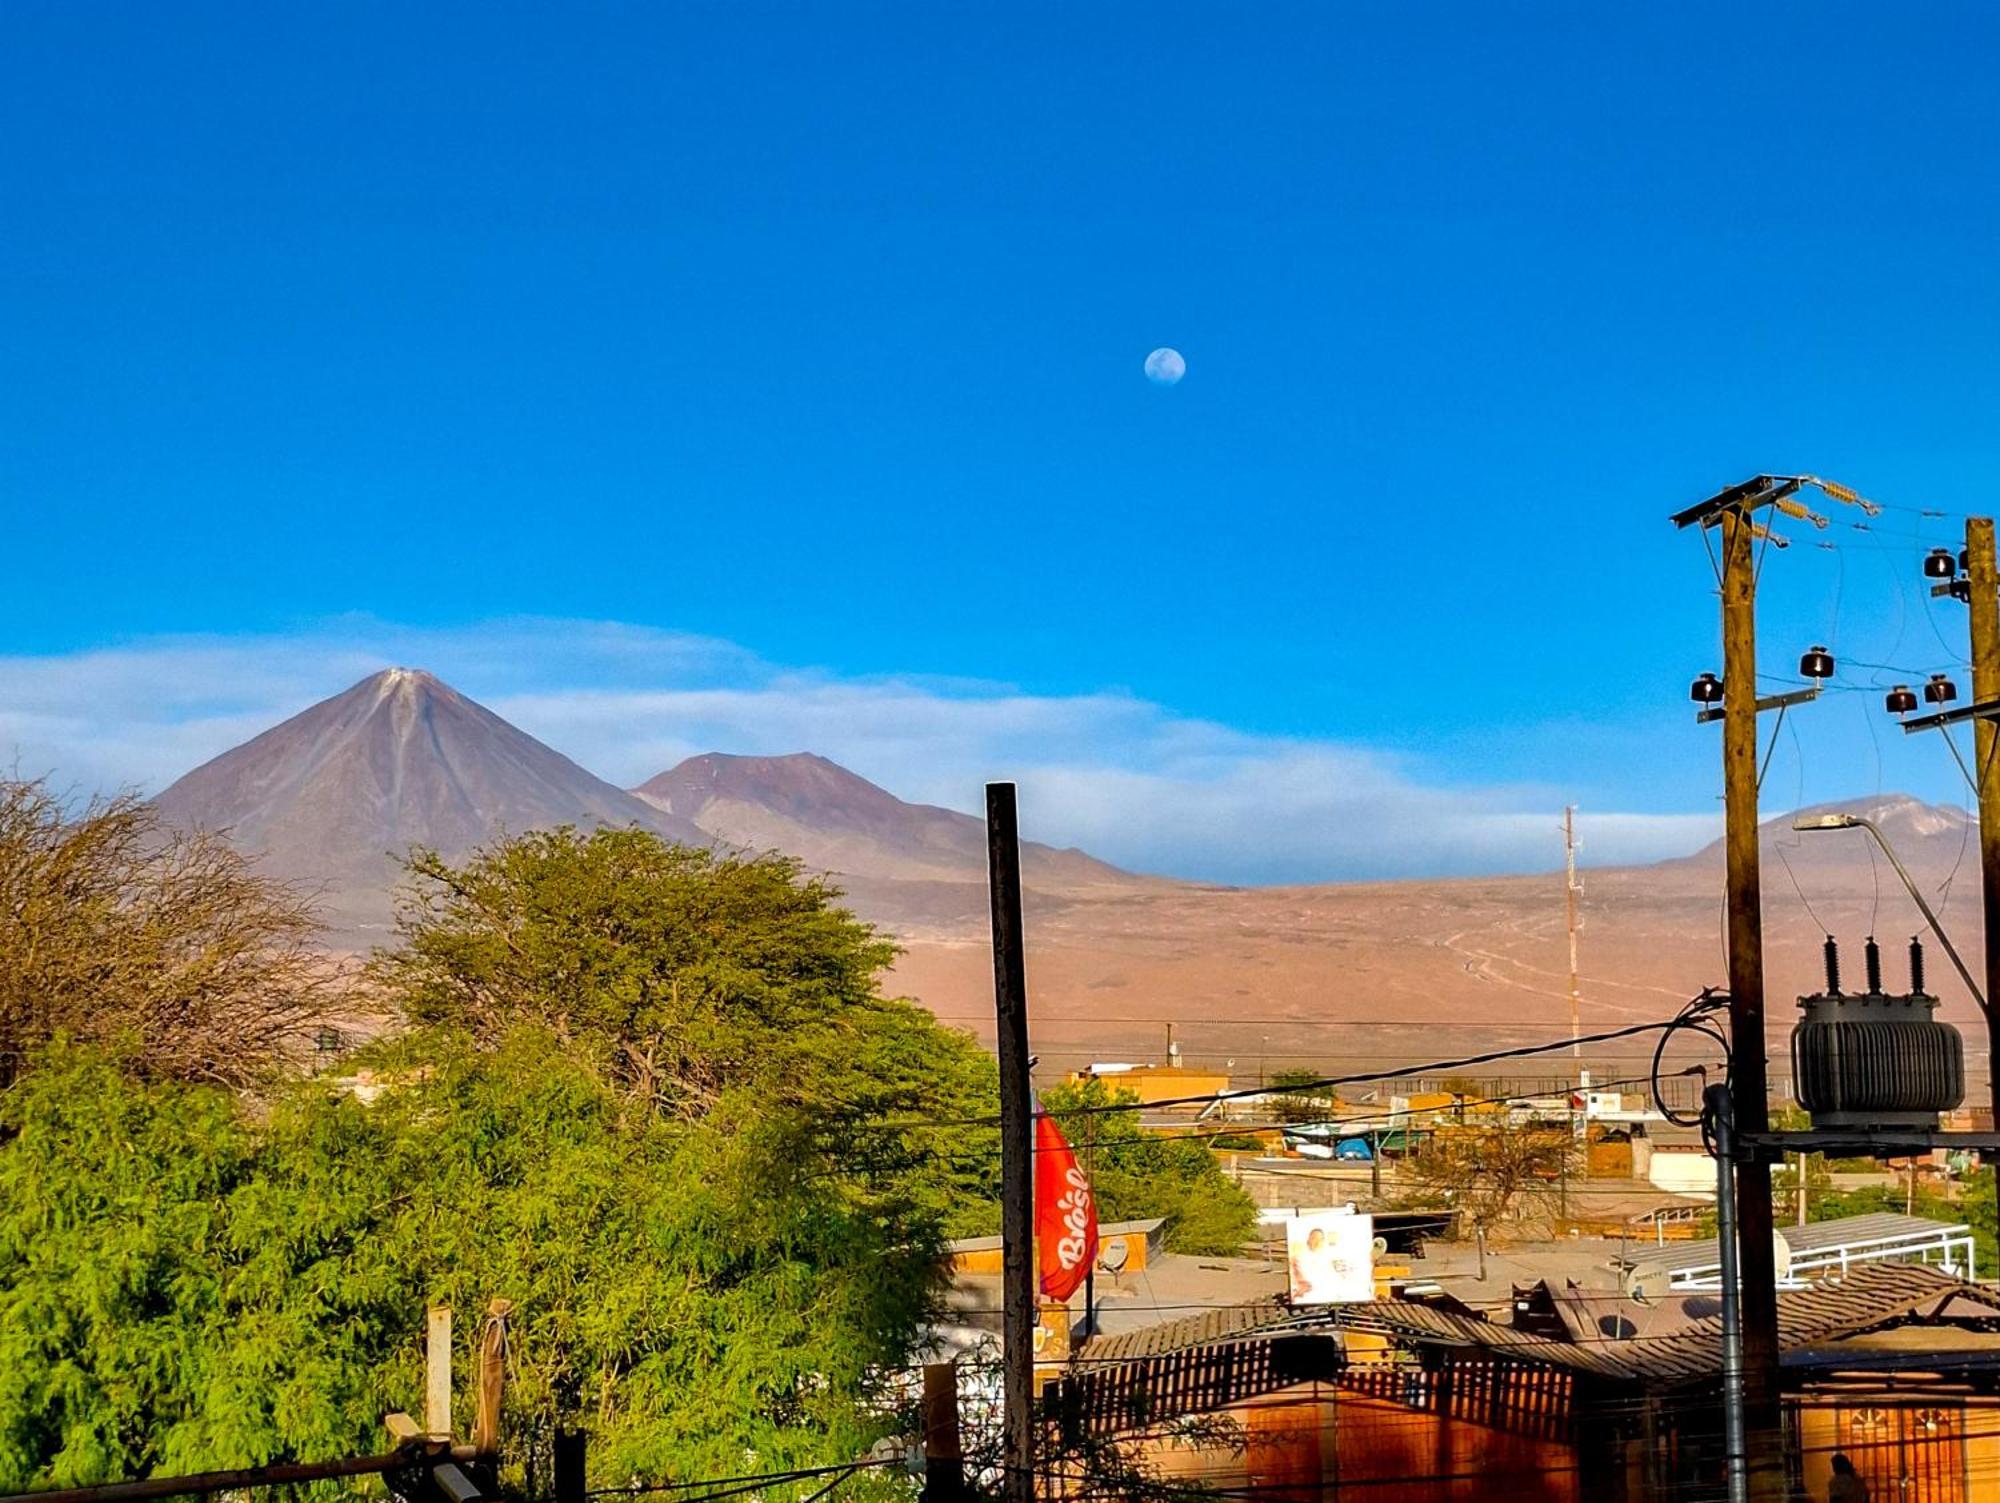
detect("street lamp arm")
(1790, 813), (1989, 1018)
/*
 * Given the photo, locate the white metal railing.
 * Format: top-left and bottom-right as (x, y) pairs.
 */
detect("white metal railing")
(1661, 1222), (1978, 1291)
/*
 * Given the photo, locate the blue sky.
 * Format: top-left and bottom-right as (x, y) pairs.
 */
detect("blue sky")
(4, 4), (1999, 880)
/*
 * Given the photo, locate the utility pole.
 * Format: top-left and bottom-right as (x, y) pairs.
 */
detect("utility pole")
(1676, 485), (1802, 1500)
(1565, 806), (1582, 1065)
(1716, 506), (1784, 1501)
(986, 783), (1035, 1503)
(1965, 518), (2000, 1140)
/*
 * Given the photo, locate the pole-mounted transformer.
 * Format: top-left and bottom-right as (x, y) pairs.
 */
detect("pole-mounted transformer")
(1791, 937), (1965, 1131)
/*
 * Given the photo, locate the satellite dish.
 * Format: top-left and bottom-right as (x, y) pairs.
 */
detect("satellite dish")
(1097, 1237), (1130, 1274)
(1371, 1237), (1389, 1257)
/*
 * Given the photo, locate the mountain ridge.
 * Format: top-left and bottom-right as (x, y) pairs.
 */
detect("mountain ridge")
(631, 750), (1145, 894)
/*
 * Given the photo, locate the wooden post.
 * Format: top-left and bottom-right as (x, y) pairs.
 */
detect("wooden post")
(986, 782), (1035, 1503)
(920, 1363), (965, 1503)
(426, 1305), (453, 1441)
(1718, 508), (1783, 1501)
(553, 1429), (587, 1503)
(474, 1299), (511, 1458)
(1964, 518), (2000, 1142)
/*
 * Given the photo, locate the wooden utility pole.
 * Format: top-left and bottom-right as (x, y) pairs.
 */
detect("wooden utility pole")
(986, 783), (1035, 1503)
(1717, 508), (1784, 1501)
(473, 1300), (511, 1459)
(1965, 518), (2000, 1138)
(1565, 806), (1582, 1064)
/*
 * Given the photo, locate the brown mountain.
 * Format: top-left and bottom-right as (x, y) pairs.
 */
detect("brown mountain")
(630, 752), (1162, 932)
(154, 668), (708, 941)
(1662, 794), (1977, 886)
(147, 670), (1985, 1088)
(881, 794), (1995, 1084)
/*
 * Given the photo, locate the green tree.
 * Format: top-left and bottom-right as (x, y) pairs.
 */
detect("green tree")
(1265, 1069), (1331, 1125)
(374, 830), (901, 1111)
(2, 828), (1011, 1491)
(0, 1045), (399, 1488)
(372, 827), (1003, 1232)
(1039, 1079), (1258, 1256)
(0, 1034), (951, 1492)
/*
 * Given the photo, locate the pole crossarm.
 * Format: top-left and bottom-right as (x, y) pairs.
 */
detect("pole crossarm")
(1696, 686), (1820, 725)
(1900, 696), (2000, 733)
(1669, 475), (1806, 530)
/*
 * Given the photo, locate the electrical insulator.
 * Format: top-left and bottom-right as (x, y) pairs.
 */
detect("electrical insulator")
(1799, 645), (1835, 679)
(1822, 935), (1842, 995)
(1925, 548), (1959, 580)
(1924, 674), (1959, 705)
(1864, 936), (1883, 995)
(1961, 548), (1971, 574)
(1689, 673), (1724, 705)
(1885, 685), (1919, 715)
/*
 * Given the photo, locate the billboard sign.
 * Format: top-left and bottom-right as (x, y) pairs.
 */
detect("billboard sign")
(1286, 1208), (1375, 1305)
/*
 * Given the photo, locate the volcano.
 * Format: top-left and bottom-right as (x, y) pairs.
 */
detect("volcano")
(154, 668), (708, 940)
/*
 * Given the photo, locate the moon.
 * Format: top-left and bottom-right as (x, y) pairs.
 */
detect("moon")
(1144, 347), (1186, 386)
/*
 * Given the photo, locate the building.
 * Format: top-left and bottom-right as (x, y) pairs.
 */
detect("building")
(1043, 1261), (2000, 1502)
(1069, 1063), (1231, 1110)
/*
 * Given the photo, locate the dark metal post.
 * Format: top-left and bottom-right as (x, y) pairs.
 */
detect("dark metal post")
(1718, 508), (1783, 1500)
(1708, 1085), (1750, 1503)
(553, 1430), (586, 1503)
(986, 783), (1035, 1503)
(921, 1363), (965, 1503)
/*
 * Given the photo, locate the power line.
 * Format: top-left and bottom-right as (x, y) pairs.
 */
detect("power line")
(842, 1015), (1716, 1137)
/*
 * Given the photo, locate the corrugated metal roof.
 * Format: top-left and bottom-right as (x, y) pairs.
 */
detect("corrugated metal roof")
(1075, 1263), (1983, 1389)
(1784, 1212), (1965, 1255)
(1622, 1211), (1966, 1279)
(1349, 1262), (1976, 1384)
(1079, 1296), (1298, 1365)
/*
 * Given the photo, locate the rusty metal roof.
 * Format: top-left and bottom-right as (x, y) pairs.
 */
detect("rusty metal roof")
(1078, 1296), (1301, 1366)
(1073, 1262), (1988, 1388)
(1345, 1262), (1983, 1385)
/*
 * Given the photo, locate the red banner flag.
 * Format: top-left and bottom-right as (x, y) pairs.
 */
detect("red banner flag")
(1034, 1105), (1098, 1302)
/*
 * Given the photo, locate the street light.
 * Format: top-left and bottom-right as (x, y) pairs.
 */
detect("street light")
(1790, 812), (1989, 1017)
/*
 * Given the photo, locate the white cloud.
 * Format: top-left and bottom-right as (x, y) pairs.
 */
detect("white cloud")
(0, 617), (1719, 883)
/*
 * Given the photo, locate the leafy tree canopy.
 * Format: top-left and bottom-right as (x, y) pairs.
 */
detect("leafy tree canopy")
(1038, 1079), (1257, 1256)
(0, 1033), (945, 1492)
(371, 828), (1003, 1230)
